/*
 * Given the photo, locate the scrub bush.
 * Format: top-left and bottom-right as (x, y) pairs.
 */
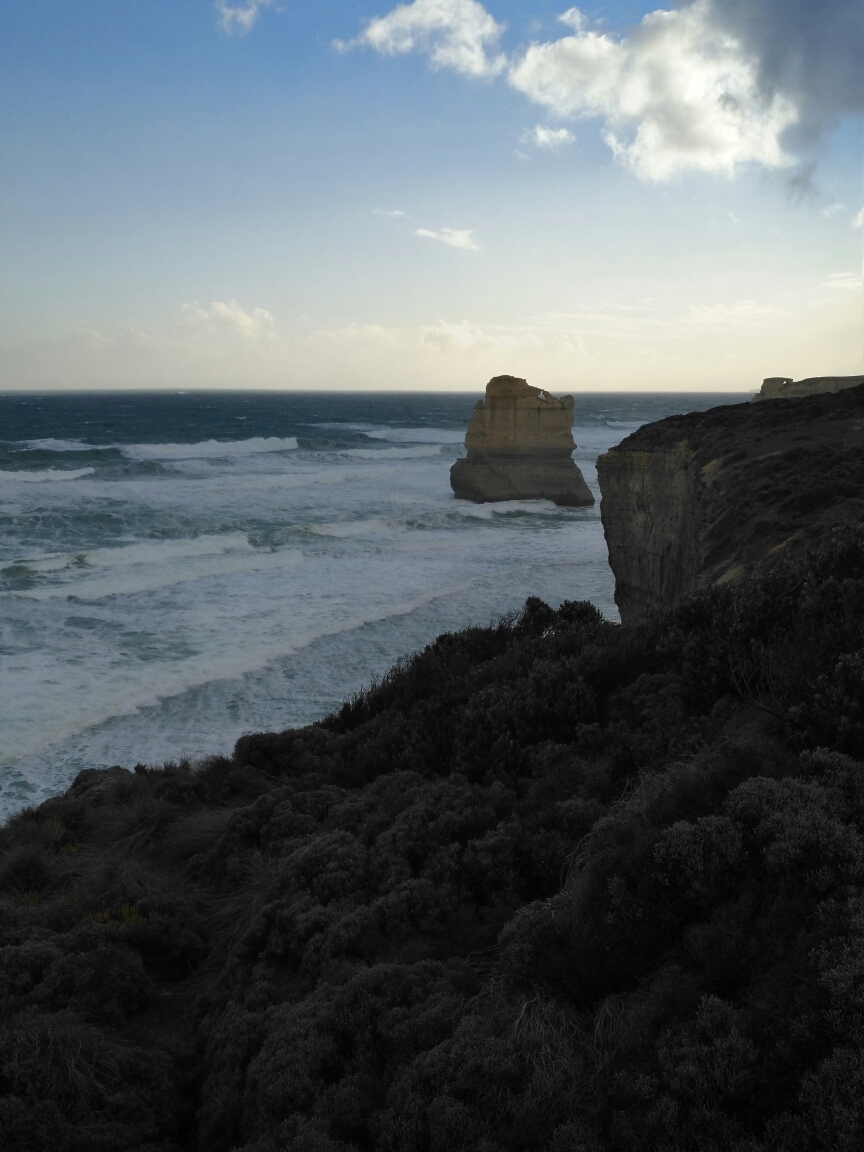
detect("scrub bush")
(2, 521), (864, 1150)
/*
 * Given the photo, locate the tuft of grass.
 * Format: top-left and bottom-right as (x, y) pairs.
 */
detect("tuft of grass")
(90, 903), (148, 929)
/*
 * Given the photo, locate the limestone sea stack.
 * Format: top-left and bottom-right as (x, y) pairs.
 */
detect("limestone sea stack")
(449, 375), (594, 506)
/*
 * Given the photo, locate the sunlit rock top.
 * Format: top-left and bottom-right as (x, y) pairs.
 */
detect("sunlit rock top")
(463, 375), (576, 458)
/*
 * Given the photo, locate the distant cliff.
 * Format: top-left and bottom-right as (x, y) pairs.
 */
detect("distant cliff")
(450, 375), (593, 506)
(597, 384), (864, 623)
(755, 373), (864, 400)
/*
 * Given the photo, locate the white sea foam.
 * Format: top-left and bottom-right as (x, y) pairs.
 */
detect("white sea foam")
(0, 467), (95, 482)
(310, 518), (394, 538)
(8, 534), (304, 601)
(121, 436), (298, 460)
(15, 533), (254, 575)
(364, 427), (466, 444)
(0, 575), (478, 774)
(341, 445), (444, 460)
(24, 438), (107, 452)
(452, 499), (563, 519)
(18, 549), (303, 601)
(310, 422), (464, 445)
(82, 533), (255, 569)
(11, 554), (80, 575)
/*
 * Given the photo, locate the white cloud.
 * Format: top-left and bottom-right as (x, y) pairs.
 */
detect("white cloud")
(215, 0), (274, 36)
(374, 208), (409, 217)
(820, 202), (844, 218)
(683, 300), (776, 326)
(523, 124), (575, 151)
(558, 9), (586, 32)
(344, 0), (800, 181)
(508, 1), (798, 180)
(184, 300), (276, 338)
(415, 227), (480, 250)
(822, 272), (862, 291)
(336, 0), (506, 79)
(853, 208), (864, 229)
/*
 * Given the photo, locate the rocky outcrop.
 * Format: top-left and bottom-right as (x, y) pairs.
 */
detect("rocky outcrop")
(755, 374), (864, 401)
(450, 375), (594, 506)
(597, 384), (864, 623)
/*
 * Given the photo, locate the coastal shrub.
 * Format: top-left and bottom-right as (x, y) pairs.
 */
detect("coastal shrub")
(2, 522), (864, 1150)
(0, 1009), (180, 1151)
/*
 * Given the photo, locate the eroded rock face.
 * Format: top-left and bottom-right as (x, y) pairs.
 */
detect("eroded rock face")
(755, 374), (864, 401)
(597, 384), (864, 624)
(450, 375), (594, 506)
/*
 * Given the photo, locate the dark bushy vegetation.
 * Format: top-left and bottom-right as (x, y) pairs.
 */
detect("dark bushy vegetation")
(2, 522), (864, 1151)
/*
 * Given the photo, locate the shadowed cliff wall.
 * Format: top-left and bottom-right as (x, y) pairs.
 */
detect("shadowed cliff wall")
(598, 384), (864, 623)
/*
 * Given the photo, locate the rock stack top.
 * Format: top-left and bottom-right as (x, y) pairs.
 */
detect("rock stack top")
(464, 375), (576, 458)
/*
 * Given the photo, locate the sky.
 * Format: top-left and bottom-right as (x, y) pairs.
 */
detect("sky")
(0, 0), (862, 393)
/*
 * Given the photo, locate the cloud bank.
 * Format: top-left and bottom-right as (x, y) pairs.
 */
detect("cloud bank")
(343, 0), (863, 181)
(184, 300), (276, 339)
(10, 275), (860, 393)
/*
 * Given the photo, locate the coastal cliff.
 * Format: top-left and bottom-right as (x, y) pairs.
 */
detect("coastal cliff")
(450, 375), (594, 505)
(598, 383), (864, 623)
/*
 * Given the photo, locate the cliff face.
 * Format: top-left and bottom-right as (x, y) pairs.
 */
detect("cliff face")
(450, 375), (594, 505)
(597, 384), (864, 623)
(755, 374), (864, 401)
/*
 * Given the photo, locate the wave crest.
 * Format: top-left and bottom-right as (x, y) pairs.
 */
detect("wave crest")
(122, 437), (299, 461)
(0, 468), (95, 483)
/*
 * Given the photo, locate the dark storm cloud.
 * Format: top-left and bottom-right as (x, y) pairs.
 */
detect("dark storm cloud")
(709, 0), (864, 140)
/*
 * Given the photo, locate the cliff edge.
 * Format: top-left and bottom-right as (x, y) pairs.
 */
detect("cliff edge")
(597, 383), (864, 623)
(450, 375), (594, 506)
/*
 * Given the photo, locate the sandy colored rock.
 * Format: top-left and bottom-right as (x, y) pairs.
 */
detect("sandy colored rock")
(597, 384), (864, 624)
(450, 375), (594, 506)
(755, 374), (864, 401)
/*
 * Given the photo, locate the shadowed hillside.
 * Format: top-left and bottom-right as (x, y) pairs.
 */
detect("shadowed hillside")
(2, 518), (864, 1151)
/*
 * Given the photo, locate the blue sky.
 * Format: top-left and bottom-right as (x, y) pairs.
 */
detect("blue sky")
(1, 0), (861, 391)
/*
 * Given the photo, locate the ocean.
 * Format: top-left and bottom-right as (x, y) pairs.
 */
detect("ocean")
(0, 390), (749, 817)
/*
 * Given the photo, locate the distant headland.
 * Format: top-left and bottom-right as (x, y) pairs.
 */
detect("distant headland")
(755, 373), (864, 401)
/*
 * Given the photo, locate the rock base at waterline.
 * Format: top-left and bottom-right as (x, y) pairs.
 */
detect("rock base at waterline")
(450, 456), (594, 505)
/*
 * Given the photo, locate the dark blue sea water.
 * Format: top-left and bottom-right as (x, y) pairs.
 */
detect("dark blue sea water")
(0, 390), (751, 816)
